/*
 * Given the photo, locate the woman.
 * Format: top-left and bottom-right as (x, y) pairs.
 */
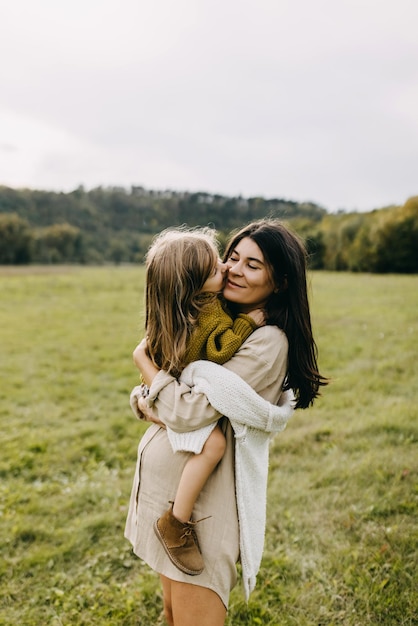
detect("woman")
(125, 220), (327, 626)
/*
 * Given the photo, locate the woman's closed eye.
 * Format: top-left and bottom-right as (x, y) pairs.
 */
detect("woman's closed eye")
(229, 255), (259, 270)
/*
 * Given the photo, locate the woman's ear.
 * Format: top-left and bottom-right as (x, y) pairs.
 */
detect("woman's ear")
(273, 274), (287, 293)
(276, 275), (288, 293)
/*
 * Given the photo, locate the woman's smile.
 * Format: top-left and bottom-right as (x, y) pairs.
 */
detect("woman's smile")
(226, 278), (243, 289)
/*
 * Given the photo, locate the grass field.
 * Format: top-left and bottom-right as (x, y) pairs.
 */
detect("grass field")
(0, 266), (417, 625)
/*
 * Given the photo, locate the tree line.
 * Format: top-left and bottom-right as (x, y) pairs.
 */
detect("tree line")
(0, 185), (417, 272)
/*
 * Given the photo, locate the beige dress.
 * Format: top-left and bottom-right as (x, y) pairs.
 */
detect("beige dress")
(124, 325), (288, 608)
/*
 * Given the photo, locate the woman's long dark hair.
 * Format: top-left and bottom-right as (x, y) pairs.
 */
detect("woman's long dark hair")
(223, 220), (328, 409)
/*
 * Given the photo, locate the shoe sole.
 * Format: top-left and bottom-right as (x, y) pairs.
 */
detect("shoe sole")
(153, 519), (204, 576)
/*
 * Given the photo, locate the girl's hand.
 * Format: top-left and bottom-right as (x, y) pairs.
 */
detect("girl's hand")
(137, 397), (166, 427)
(247, 308), (266, 326)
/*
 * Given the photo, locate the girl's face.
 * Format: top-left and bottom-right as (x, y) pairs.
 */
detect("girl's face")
(223, 237), (276, 312)
(201, 257), (228, 293)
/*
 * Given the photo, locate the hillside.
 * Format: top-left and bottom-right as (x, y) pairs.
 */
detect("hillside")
(0, 185), (417, 272)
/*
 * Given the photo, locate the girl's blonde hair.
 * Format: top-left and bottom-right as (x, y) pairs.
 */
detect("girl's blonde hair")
(145, 226), (219, 377)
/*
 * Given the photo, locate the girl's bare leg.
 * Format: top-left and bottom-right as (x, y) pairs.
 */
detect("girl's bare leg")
(172, 425), (226, 522)
(160, 575), (226, 626)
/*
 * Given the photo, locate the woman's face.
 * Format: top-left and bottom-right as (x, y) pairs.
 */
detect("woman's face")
(223, 237), (276, 313)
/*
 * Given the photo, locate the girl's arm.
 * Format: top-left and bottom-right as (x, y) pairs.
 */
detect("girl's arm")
(187, 298), (261, 366)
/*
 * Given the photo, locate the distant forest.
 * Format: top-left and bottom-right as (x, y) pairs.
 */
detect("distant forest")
(0, 185), (417, 272)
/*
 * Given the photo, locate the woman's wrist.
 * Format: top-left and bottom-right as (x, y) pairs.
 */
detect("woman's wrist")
(133, 339), (160, 386)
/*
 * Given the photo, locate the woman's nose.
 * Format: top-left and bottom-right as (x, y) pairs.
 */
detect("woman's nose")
(228, 260), (242, 275)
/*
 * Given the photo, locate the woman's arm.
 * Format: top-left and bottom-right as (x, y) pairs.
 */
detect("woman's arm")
(180, 360), (295, 433)
(132, 335), (223, 428)
(144, 326), (289, 433)
(133, 338), (159, 387)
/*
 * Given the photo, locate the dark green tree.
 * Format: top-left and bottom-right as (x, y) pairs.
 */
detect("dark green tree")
(0, 213), (33, 263)
(34, 223), (85, 263)
(373, 198), (418, 273)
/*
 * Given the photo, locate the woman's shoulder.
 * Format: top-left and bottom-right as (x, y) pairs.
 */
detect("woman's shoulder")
(246, 324), (288, 353)
(223, 324), (288, 396)
(226, 324), (288, 369)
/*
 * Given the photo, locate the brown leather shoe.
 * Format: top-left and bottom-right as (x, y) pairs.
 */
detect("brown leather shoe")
(154, 503), (205, 575)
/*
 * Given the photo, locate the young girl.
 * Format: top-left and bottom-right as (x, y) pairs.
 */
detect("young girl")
(131, 227), (265, 576)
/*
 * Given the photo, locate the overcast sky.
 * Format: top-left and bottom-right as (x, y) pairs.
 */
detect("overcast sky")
(1, 0), (417, 212)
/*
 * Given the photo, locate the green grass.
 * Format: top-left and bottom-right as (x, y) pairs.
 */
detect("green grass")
(0, 267), (417, 625)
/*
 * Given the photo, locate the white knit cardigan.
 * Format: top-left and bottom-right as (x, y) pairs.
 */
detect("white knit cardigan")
(130, 360), (295, 600)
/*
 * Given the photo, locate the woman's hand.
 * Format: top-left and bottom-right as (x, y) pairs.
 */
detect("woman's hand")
(137, 397), (166, 427)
